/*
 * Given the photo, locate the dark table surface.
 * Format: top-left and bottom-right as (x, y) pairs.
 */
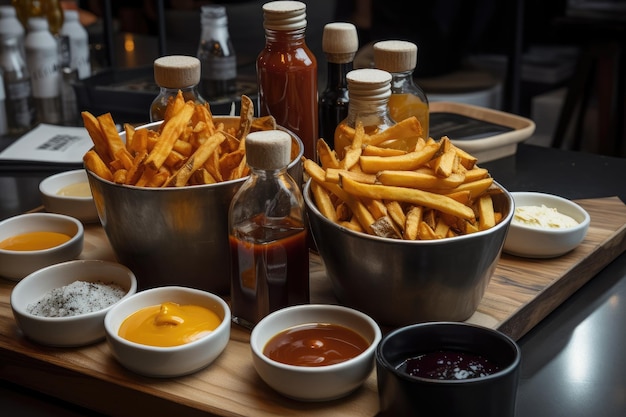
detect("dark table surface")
(1, 143), (626, 416)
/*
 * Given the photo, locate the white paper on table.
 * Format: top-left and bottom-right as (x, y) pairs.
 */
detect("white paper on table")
(0, 124), (92, 165)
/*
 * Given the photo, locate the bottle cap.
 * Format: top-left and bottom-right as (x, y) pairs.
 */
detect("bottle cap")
(0, 5), (17, 17)
(347, 68), (392, 102)
(373, 40), (418, 73)
(63, 9), (79, 21)
(27, 17), (49, 31)
(263, 1), (307, 31)
(322, 22), (358, 64)
(154, 55), (201, 89)
(245, 130), (292, 170)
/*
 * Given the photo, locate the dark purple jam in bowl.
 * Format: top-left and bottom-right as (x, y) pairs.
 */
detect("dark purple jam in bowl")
(396, 350), (501, 380)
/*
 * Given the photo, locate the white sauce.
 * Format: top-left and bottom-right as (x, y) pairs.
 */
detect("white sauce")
(513, 205), (579, 229)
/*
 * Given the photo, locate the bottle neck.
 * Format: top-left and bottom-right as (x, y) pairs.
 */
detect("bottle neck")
(325, 61), (352, 89)
(345, 98), (393, 128)
(390, 70), (416, 91)
(264, 26), (307, 46)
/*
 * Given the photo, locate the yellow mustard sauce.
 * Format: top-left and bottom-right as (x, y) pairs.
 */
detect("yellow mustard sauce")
(118, 302), (221, 347)
(0, 231), (72, 251)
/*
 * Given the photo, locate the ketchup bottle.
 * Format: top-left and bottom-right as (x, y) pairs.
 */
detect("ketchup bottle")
(229, 130), (309, 329)
(256, 1), (318, 161)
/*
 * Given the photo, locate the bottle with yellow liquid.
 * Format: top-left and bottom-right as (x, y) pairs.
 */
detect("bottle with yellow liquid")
(12, 0), (64, 35)
(373, 40), (429, 141)
(334, 68), (395, 159)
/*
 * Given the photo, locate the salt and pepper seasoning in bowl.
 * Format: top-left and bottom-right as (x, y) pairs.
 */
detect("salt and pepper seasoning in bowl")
(229, 130), (309, 329)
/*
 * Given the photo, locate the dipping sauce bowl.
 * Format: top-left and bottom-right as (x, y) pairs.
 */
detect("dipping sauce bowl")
(376, 322), (521, 417)
(250, 304), (382, 401)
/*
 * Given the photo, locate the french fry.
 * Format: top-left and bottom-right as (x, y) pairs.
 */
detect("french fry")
(145, 101), (195, 171)
(359, 139), (440, 173)
(169, 132), (226, 187)
(83, 149), (113, 181)
(339, 176), (476, 221)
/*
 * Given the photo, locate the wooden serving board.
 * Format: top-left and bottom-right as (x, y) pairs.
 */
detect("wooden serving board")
(1, 197), (625, 417)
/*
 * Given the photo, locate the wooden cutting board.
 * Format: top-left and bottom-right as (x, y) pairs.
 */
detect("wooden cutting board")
(1, 197), (625, 417)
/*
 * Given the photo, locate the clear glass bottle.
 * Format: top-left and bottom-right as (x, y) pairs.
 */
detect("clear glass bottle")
(318, 22), (358, 150)
(60, 9), (91, 80)
(374, 40), (429, 140)
(0, 72), (7, 135)
(229, 129), (309, 329)
(334, 68), (395, 158)
(257, 1), (318, 161)
(150, 55), (206, 122)
(24, 16), (61, 125)
(0, 35), (36, 134)
(197, 5), (237, 100)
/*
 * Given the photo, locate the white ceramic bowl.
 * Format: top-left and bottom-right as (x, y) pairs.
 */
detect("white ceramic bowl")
(39, 169), (99, 223)
(503, 192), (590, 258)
(104, 286), (231, 378)
(10, 259), (137, 347)
(250, 304), (382, 401)
(0, 213), (84, 281)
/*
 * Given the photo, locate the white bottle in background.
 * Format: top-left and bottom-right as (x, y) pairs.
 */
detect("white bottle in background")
(0, 5), (25, 58)
(25, 17), (62, 125)
(0, 72), (8, 135)
(60, 9), (91, 80)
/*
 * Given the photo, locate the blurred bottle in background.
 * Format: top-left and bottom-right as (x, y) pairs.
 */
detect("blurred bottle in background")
(197, 5), (237, 100)
(12, 0), (64, 35)
(0, 72), (7, 135)
(318, 22), (358, 150)
(373, 40), (429, 139)
(60, 9), (91, 80)
(24, 17), (62, 125)
(0, 5), (26, 58)
(0, 36), (36, 134)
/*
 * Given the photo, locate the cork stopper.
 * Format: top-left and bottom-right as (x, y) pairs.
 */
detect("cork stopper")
(373, 40), (418, 73)
(245, 130), (292, 170)
(263, 1), (307, 31)
(153, 55), (201, 89)
(323, 22), (359, 64)
(347, 68), (392, 102)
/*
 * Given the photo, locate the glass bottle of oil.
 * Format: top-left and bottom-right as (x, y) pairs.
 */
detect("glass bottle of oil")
(374, 40), (429, 139)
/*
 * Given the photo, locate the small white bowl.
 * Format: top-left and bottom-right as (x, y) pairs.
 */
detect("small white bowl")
(0, 213), (84, 281)
(503, 192), (590, 258)
(39, 169), (99, 223)
(10, 259), (137, 347)
(250, 304), (382, 401)
(104, 286), (231, 378)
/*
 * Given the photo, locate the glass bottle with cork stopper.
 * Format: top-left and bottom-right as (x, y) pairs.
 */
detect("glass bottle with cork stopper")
(334, 68), (395, 159)
(229, 129), (309, 329)
(150, 55), (206, 122)
(256, 0), (318, 162)
(374, 40), (429, 141)
(318, 22), (359, 150)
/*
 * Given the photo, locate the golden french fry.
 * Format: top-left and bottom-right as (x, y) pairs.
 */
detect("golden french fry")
(477, 194), (496, 230)
(311, 180), (337, 222)
(339, 176), (476, 221)
(366, 116), (423, 146)
(83, 149), (113, 181)
(325, 168), (377, 184)
(113, 168), (127, 184)
(236, 95), (255, 140)
(377, 170), (465, 190)
(219, 148), (245, 180)
(169, 132), (225, 187)
(386, 200), (406, 231)
(317, 138), (341, 170)
(359, 139), (440, 173)
(97, 112), (131, 163)
(145, 101), (195, 171)
(362, 145), (407, 157)
(403, 206), (422, 240)
(342, 121), (364, 170)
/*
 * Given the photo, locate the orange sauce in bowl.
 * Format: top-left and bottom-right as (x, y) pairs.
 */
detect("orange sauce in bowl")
(263, 323), (369, 367)
(0, 231), (72, 251)
(118, 302), (222, 347)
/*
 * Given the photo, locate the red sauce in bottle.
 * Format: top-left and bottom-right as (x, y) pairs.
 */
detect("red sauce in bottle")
(256, 2), (318, 161)
(229, 216), (309, 327)
(264, 323), (369, 367)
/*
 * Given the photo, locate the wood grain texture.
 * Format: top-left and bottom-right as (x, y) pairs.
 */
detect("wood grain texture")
(1, 197), (625, 416)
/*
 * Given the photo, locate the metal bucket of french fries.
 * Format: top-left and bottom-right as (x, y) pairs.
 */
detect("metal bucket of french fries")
(82, 94), (303, 294)
(302, 119), (514, 326)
